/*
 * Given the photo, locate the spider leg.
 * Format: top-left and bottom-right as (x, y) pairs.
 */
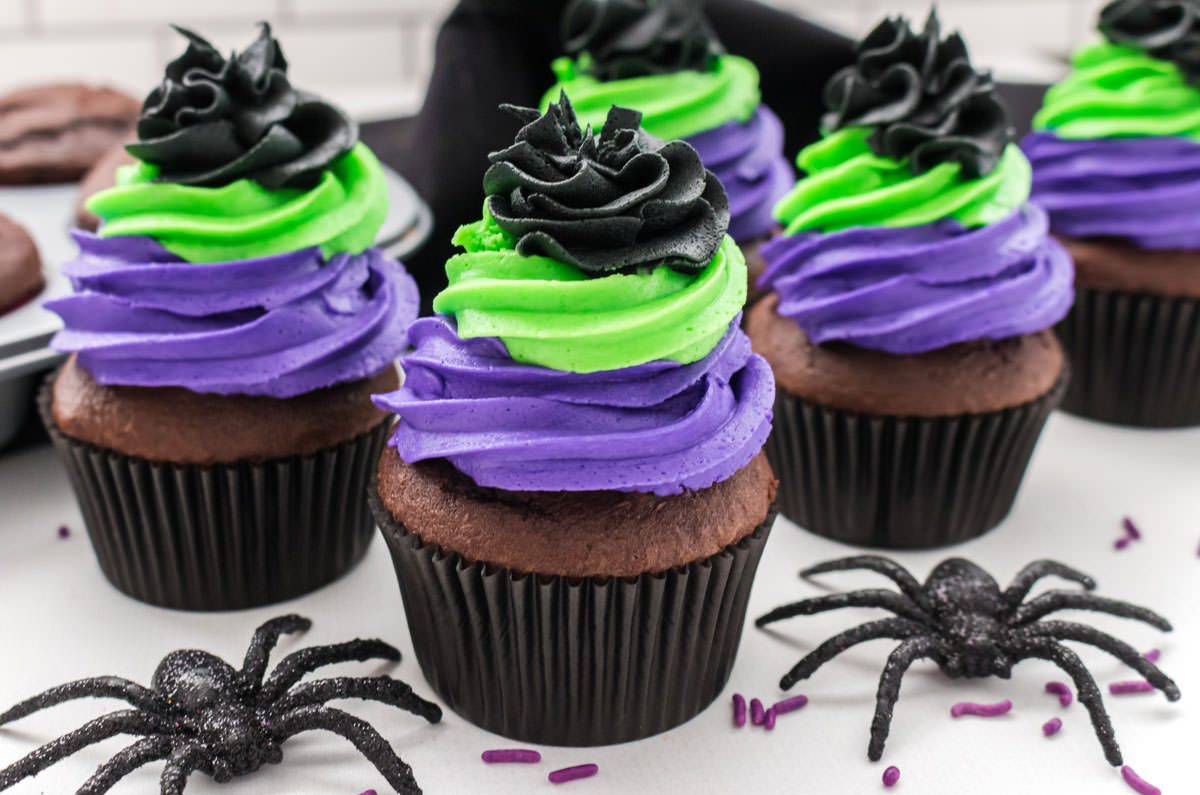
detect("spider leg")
(269, 676), (442, 724)
(0, 710), (165, 789)
(1002, 560), (1096, 606)
(260, 639), (401, 703)
(800, 556), (926, 606)
(867, 637), (941, 761)
(77, 736), (173, 795)
(271, 705), (423, 795)
(1027, 621), (1180, 700)
(0, 677), (164, 725)
(240, 615), (313, 686)
(1012, 591), (1172, 631)
(769, 618), (926, 690)
(756, 590), (931, 627)
(159, 746), (209, 795)
(1018, 638), (1122, 766)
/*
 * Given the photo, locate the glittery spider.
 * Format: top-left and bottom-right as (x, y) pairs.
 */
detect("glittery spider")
(0, 615), (442, 794)
(756, 556), (1180, 765)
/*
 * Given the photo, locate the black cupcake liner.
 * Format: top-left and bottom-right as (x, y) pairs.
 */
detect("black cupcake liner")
(763, 372), (1068, 549)
(371, 480), (777, 746)
(38, 376), (389, 611)
(1056, 286), (1200, 427)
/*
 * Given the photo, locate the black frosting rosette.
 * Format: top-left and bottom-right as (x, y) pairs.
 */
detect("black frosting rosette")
(1099, 0), (1200, 85)
(561, 0), (722, 80)
(483, 93), (730, 276)
(128, 23), (357, 189)
(822, 10), (1012, 178)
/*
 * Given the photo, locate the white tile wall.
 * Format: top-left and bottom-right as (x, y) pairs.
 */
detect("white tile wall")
(0, 0), (1115, 119)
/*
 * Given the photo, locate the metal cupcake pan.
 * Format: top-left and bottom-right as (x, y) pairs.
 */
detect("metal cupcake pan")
(0, 165), (433, 450)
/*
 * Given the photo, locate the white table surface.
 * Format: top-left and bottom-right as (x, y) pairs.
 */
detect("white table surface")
(0, 411), (1196, 794)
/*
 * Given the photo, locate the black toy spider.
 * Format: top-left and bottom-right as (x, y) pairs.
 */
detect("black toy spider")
(0, 615), (442, 794)
(756, 556), (1180, 766)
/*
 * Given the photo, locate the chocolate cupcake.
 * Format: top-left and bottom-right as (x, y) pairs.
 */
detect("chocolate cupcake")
(371, 95), (777, 745)
(1023, 0), (1200, 426)
(40, 24), (419, 610)
(0, 83), (138, 184)
(747, 10), (1074, 548)
(0, 213), (43, 315)
(541, 0), (793, 305)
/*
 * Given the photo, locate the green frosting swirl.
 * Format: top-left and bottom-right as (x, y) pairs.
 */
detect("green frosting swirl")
(88, 143), (388, 263)
(433, 211), (746, 373)
(540, 53), (759, 141)
(1033, 42), (1200, 139)
(773, 127), (1031, 235)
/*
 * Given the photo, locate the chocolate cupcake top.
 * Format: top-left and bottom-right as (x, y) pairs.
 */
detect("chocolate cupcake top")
(543, 0), (792, 243)
(759, 10), (1073, 355)
(373, 98), (774, 495)
(1024, 0), (1200, 249)
(47, 24), (417, 398)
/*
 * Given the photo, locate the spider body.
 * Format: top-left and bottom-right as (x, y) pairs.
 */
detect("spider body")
(0, 615), (442, 794)
(757, 556), (1179, 766)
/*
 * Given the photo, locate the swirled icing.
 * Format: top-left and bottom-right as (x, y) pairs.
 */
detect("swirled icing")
(130, 23), (356, 189)
(822, 10), (1012, 179)
(759, 203), (1073, 353)
(374, 315), (773, 494)
(49, 231), (417, 397)
(484, 95), (727, 276)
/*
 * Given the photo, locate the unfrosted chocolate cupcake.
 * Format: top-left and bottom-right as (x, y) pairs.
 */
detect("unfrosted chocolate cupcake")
(0, 213), (42, 314)
(371, 96), (777, 745)
(0, 83), (137, 184)
(41, 24), (419, 610)
(541, 0), (793, 306)
(748, 11), (1073, 548)
(1023, 0), (1200, 426)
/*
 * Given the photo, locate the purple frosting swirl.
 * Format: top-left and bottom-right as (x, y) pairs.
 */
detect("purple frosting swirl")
(758, 203), (1074, 354)
(687, 105), (793, 242)
(48, 232), (418, 398)
(1023, 131), (1200, 249)
(374, 315), (774, 495)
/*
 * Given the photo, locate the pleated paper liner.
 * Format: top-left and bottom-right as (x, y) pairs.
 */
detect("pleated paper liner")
(37, 375), (389, 611)
(1056, 286), (1200, 427)
(764, 370), (1068, 549)
(371, 481), (777, 746)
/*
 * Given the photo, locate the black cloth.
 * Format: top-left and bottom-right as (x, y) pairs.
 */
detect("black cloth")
(368, 0), (857, 314)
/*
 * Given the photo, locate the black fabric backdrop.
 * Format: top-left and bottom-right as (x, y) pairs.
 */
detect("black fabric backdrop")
(359, 0), (1049, 314)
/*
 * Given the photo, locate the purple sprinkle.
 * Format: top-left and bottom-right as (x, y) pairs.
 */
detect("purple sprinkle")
(1121, 766), (1161, 795)
(771, 694), (809, 715)
(1044, 681), (1073, 708)
(1122, 516), (1142, 540)
(763, 707), (776, 730)
(1109, 681), (1155, 695)
(549, 764), (598, 784)
(1042, 717), (1063, 736)
(1114, 536), (1132, 550)
(882, 766), (900, 787)
(359, 791), (378, 795)
(1143, 649), (1161, 663)
(732, 693), (746, 727)
(950, 700), (1012, 718)
(56, 525), (70, 539)
(749, 698), (765, 725)
(481, 748), (541, 764)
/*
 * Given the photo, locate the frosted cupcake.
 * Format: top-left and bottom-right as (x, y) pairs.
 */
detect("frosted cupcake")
(541, 0), (793, 300)
(1024, 0), (1200, 426)
(371, 95), (777, 744)
(747, 11), (1073, 548)
(41, 24), (419, 609)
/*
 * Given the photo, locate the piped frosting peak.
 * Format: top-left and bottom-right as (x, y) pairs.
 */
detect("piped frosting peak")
(128, 23), (357, 189)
